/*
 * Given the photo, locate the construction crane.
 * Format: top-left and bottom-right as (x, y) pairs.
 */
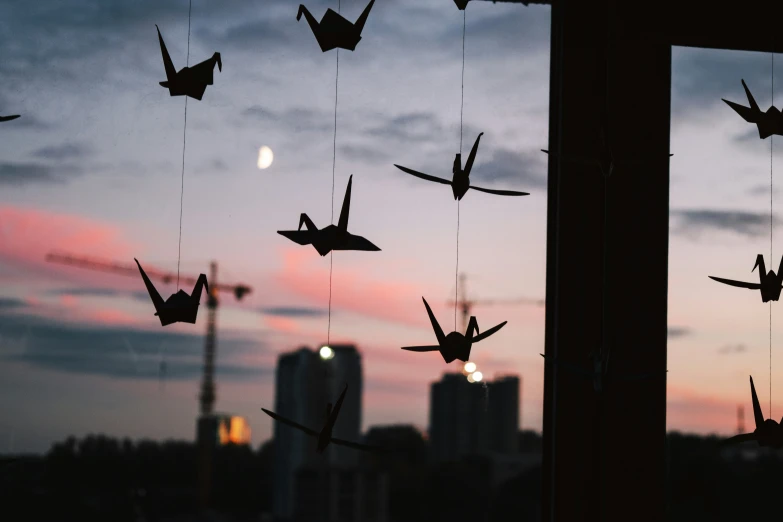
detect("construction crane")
(446, 273), (545, 333)
(44, 251), (252, 417)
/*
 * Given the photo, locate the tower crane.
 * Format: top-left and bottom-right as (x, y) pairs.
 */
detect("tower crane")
(446, 273), (545, 334)
(46, 251), (254, 510)
(44, 251), (252, 416)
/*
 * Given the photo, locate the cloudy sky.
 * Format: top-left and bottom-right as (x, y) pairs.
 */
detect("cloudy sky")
(0, 0), (780, 453)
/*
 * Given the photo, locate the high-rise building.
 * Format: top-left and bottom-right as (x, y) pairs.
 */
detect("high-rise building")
(429, 373), (490, 461)
(271, 344), (363, 520)
(324, 344), (362, 467)
(488, 376), (520, 454)
(429, 372), (520, 462)
(272, 347), (328, 519)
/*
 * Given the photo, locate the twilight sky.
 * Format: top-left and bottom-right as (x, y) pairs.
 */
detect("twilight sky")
(0, 0), (781, 454)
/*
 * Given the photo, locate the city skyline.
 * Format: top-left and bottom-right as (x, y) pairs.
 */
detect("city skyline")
(0, 0), (780, 454)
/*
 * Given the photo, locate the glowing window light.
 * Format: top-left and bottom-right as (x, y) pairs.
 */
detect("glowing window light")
(319, 346), (335, 360)
(472, 371), (483, 382)
(464, 361), (477, 373)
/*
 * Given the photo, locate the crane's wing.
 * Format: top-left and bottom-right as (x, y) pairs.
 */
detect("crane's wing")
(750, 376), (764, 430)
(540, 354), (592, 378)
(327, 384), (349, 427)
(722, 99), (758, 123)
(394, 164), (452, 185)
(401, 345), (440, 352)
(721, 433), (758, 445)
(353, 0), (376, 35)
(708, 276), (762, 290)
(330, 437), (386, 453)
(422, 297), (447, 346)
(135, 258), (165, 312)
(469, 185), (529, 196)
(338, 175), (353, 232)
(261, 408), (319, 437)
(0, 115), (20, 122)
(721, 79), (761, 123)
(335, 233), (381, 252)
(155, 25), (177, 82)
(278, 230), (315, 246)
(463, 132), (484, 176)
(471, 321), (507, 343)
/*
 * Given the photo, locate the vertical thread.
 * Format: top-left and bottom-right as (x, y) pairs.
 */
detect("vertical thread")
(455, 202), (460, 331)
(327, 0), (340, 348)
(454, 10), (466, 331)
(332, 51), (339, 224)
(771, 50), (775, 419)
(328, 253), (333, 346)
(176, 0), (192, 291)
(772, 50), (774, 266)
(460, 10), (466, 155)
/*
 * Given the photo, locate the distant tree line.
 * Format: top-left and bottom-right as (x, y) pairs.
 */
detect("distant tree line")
(0, 431), (781, 521)
(0, 435), (274, 521)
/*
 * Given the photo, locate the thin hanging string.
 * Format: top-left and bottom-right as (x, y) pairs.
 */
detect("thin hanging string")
(769, 50), (774, 418)
(328, 254), (334, 346)
(332, 6), (340, 223)
(455, 203), (460, 330)
(455, 9), (466, 331)
(327, 0), (340, 347)
(460, 10), (466, 156)
(176, 0), (192, 291)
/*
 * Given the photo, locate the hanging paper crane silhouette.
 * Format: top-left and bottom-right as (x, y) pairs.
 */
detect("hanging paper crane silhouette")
(723, 79), (783, 140)
(262, 384), (384, 453)
(135, 258), (208, 326)
(542, 127), (673, 179)
(540, 344), (667, 394)
(296, 0), (376, 52)
(709, 254), (783, 303)
(723, 376), (783, 448)
(0, 115), (20, 122)
(394, 132), (530, 200)
(277, 175), (381, 256)
(156, 25), (222, 101)
(401, 297), (507, 363)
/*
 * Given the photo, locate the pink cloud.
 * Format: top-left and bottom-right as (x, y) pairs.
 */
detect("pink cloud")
(265, 316), (299, 334)
(59, 294), (78, 308)
(274, 247), (438, 327)
(88, 308), (140, 326)
(18, 295), (145, 329)
(0, 205), (139, 285)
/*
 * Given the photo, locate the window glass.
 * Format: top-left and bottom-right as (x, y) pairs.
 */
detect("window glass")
(0, 0), (549, 519)
(668, 45), (783, 519)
